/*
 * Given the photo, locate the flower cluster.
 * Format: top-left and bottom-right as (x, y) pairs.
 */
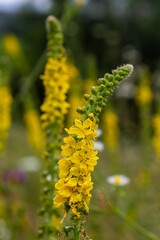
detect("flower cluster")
(24, 109), (44, 155)
(152, 114), (160, 156)
(54, 118), (98, 218)
(40, 55), (70, 131)
(102, 110), (119, 149)
(0, 86), (12, 153)
(135, 85), (152, 106)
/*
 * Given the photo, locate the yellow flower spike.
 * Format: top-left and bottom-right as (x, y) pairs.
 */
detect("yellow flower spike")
(53, 64), (133, 235)
(38, 16), (77, 238)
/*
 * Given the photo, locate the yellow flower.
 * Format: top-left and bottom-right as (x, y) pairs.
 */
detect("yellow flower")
(66, 118), (98, 139)
(88, 113), (94, 118)
(53, 118), (98, 218)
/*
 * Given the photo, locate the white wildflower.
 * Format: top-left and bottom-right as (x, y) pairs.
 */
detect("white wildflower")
(94, 141), (104, 151)
(107, 174), (130, 186)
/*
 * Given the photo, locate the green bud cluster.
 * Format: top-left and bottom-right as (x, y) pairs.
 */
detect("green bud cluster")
(77, 64), (134, 122)
(46, 16), (64, 58)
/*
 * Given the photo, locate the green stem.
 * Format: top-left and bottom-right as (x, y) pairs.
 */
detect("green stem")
(74, 224), (80, 240)
(18, 49), (47, 101)
(91, 206), (159, 240)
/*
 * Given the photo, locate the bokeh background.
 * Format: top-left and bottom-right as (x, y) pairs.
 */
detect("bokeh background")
(0, 0), (160, 239)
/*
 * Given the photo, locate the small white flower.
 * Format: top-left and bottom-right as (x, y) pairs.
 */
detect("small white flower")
(46, 175), (52, 182)
(18, 156), (42, 172)
(107, 175), (130, 186)
(94, 141), (104, 151)
(96, 128), (102, 138)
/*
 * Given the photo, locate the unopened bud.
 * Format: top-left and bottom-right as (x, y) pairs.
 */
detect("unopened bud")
(91, 86), (98, 95)
(84, 94), (91, 101)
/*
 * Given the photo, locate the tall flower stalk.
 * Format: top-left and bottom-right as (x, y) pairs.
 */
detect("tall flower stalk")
(53, 64), (134, 239)
(135, 68), (153, 167)
(38, 16), (76, 238)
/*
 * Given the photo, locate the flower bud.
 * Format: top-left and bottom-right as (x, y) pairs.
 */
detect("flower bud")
(76, 107), (86, 114)
(98, 84), (105, 91)
(89, 97), (94, 105)
(105, 81), (113, 87)
(98, 78), (106, 84)
(97, 96), (104, 102)
(84, 94), (91, 101)
(113, 80), (119, 85)
(91, 86), (98, 95)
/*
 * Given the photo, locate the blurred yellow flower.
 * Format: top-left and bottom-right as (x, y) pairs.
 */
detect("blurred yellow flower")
(0, 86), (12, 153)
(3, 34), (22, 58)
(102, 111), (119, 149)
(84, 78), (96, 94)
(24, 109), (44, 155)
(135, 86), (152, 106)
(51, 215), (62, 228)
